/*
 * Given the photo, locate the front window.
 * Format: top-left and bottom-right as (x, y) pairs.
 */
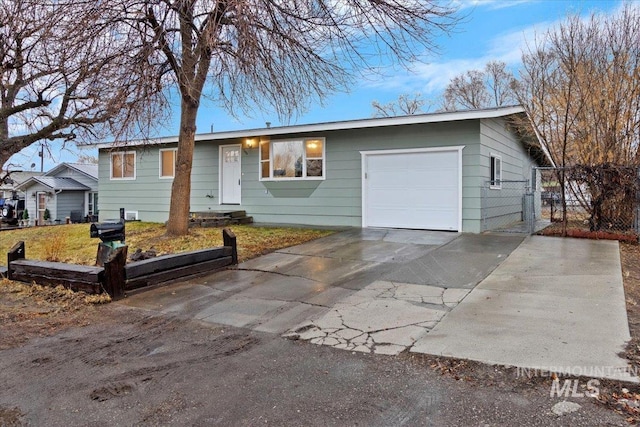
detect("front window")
(111, 151), (136, 179)
(260, 138), (325, 180)
(160, 148), (177, 178)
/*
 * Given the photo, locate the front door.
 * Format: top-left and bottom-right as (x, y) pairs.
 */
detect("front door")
(37, 192), (46, 225)
(220, 145), (241, 204)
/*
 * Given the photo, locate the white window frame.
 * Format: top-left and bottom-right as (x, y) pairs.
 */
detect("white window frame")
(159, 148), (177, 179)
(490, 153), (502, 189)
(259, 137), (326, 181)
(110, 151), (136, 180)
(87, 192), (99, 216)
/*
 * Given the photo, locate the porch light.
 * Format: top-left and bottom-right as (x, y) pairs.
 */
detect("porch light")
(245, 138), (256, 149)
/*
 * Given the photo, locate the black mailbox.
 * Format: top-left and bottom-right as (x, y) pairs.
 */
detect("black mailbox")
(90, 220), (125, 243)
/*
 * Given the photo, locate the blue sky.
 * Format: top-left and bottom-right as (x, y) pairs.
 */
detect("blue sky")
(10, 0), (623, 171)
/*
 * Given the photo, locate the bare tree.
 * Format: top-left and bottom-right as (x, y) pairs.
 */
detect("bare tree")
(76, 153), (99, 164)
(517, 5), (640, 233)
(442, 61), (518, 111)
(0, 0), (164, 175)
(117, 0), (458, 236)
(371, 93), (431, 117)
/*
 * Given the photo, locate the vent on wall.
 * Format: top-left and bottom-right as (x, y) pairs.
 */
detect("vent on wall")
(125, 211), (138, 221)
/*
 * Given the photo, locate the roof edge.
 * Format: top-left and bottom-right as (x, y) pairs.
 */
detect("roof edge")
(45, 162), (99, 180)
(98, 105), (526, 149)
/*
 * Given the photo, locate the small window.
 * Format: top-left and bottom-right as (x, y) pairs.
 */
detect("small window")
(490, 154), (502, 189)
(160, 148), (177, 178)
(111, 152), (136, 180)
(260, 138), (325, 180)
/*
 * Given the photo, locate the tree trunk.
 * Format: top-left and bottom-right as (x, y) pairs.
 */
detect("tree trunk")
(166, 100), (198, 236)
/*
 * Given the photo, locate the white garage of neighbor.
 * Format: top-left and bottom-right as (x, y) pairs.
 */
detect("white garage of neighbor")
(361, 147), (463, 231)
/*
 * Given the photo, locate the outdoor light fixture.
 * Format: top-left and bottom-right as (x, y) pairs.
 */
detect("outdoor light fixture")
(245, 138), (256, 149)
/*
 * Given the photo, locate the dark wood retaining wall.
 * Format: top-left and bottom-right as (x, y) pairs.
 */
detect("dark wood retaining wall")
(5, 229), (238, 299)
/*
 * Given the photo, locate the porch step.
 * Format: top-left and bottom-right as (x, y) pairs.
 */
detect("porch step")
(188, 211), (253, 228)
(191, 210), (246, 219)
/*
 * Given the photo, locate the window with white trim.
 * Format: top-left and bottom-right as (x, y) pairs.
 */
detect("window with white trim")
(160, 148), (177, 178)
(490, 154), (502, 189)
(110, 151), (136, 179)
(88, 192), (99, 215)
(260, 138), (325, 180)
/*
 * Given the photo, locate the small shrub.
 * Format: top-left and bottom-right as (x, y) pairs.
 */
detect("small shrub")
(43, 233), (67, 262)
(22, 208), (29, 220)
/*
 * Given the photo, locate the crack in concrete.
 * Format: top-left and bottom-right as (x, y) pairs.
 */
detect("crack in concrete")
(284, 279), (470, 356)
(234, 267), (325, 284)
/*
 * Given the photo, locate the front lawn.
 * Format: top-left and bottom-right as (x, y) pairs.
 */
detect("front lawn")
(0, 222), (334, 266)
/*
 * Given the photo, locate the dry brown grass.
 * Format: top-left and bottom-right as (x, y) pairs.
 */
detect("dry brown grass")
(43, 232), (67, 262)
(0, 222), (334, 266)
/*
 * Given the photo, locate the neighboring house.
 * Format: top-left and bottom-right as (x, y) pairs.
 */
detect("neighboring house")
(16, 163), (98, 225)
(97, 106), (549, 233)
(0, 171), (43, 200)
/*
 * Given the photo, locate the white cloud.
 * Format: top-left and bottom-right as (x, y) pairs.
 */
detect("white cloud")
(362, 0), (631, 101)
(363, 15), (558, 98)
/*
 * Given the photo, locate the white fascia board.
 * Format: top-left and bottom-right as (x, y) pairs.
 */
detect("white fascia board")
(96, 105), (526, 149)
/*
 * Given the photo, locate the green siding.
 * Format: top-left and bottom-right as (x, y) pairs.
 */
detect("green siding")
(98, 118), (532, 232)
(479, 118), (536, 231)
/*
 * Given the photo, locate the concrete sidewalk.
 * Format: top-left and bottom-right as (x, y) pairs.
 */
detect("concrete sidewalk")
(411, 235), (634, 382)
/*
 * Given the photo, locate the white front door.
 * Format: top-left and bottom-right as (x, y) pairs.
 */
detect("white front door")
(220, 145), (242, 204)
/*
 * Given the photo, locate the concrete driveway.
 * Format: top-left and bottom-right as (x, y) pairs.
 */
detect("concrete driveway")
(122, 229), (522, 352)
(411, 235), (633, 381)
(120, 228), (633, 381)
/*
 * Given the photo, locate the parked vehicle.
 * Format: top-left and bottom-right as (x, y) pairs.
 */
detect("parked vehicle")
(1, 199), (25, 225)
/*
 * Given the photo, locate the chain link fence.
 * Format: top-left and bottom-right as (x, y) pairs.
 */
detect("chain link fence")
(481, 180), (538, 233)
(535, 166), (640, 238)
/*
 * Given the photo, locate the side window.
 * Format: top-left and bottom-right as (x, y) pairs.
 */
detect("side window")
(160, 149), (177, 178)
(490, 154), (502, 189)
(111, 152), (136, 180)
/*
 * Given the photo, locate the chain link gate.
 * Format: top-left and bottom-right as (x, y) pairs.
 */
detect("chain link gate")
(481, 180), (536, 234)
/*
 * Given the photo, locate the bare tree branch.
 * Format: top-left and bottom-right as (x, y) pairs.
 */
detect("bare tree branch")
(371, 93), (431, 117)
(442, 61), (518, 111)
(0, 0), (167, 169)
(517, 5), (640, 233)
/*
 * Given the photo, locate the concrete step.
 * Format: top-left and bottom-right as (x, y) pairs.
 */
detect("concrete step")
(189, 215), (253, 228)
(191, 210), (246, 219)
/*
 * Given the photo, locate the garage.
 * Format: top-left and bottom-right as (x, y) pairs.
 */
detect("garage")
(362, 147), (462, 231)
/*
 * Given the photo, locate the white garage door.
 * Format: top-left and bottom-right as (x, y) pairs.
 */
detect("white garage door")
(363, 148), (461, 231)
